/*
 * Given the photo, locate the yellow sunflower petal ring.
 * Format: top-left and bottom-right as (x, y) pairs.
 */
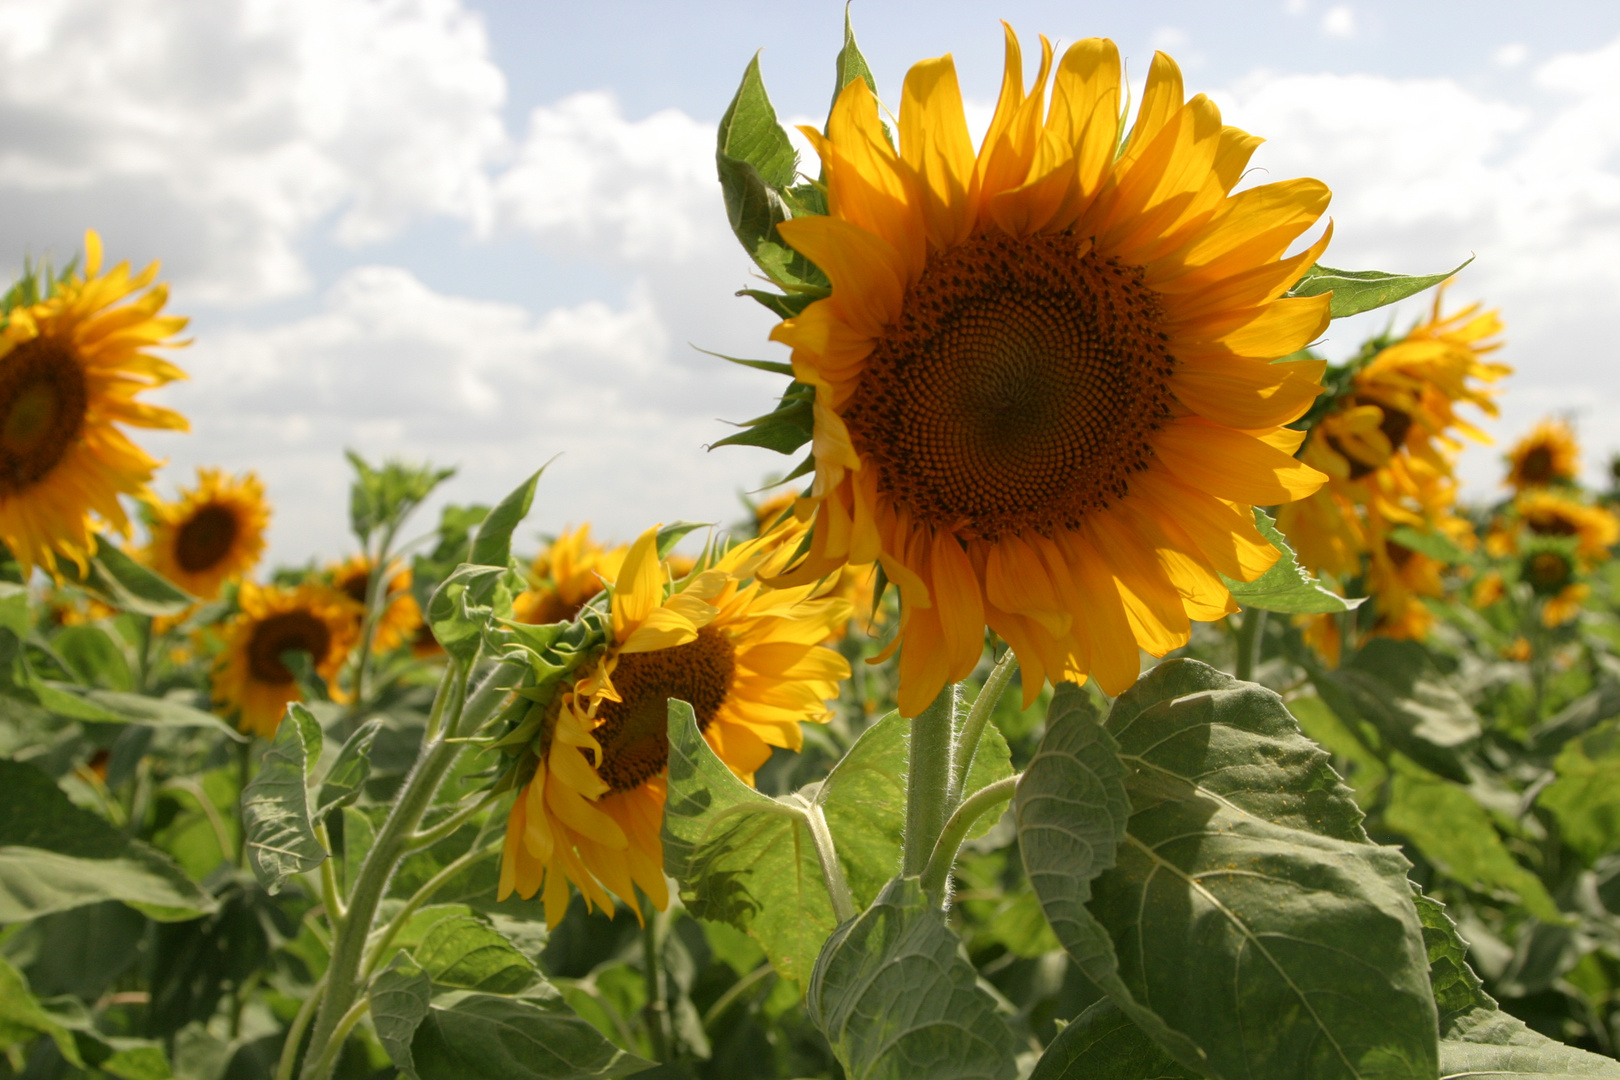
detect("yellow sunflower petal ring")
(212, 581), (361, 738)
(768, 30), (1332, 713)
(145, 467), (270, 601)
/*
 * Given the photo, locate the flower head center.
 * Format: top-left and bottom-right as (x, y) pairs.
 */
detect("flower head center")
(176, 504), (240, 573)
(589, 626), (736, 793)
(0, 338), (88, 495)
(247, 610), (333, 684)
(1519, 446), (1554, 485)
(1526, 510), (1577, 538)
(841, 232), (1175, 541)
(1527, 550), (1572, 592)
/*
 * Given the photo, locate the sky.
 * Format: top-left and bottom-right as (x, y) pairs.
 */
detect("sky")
(3, 0), (1619, 565)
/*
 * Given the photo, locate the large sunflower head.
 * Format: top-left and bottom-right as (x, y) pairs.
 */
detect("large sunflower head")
(1513, 490), (1619, 564)
(329, 554), (422, 653)
(765, 30), (1335, 713)
(1505, 418), (1580, 493)
(0, 231), (189, 576)
(212, 580), (361, 737)
(144, 467), (269, 601)
(513, 524), (627, 626)
(498, 522), (852, 926)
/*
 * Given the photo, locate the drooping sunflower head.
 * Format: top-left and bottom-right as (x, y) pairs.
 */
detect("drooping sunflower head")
(1505, 418), (1580, 492)
(144, 468), (269, 601)
(1513, 490), (1619, 564)
(212, 580), (361, 737)
(767, 29), (1333, 713)
(499, 521), (852, 926)
(513, 524), (627, 626)
(0, 231), (189, 576)
(328, 554), (421, 653)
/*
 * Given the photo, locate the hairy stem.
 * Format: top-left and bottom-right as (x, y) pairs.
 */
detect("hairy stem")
(920, 774), (1020, 905)
(1234, 608), (1267, 683)
(802, 800), (856, 923)
(901, 684), (957, 878)
(949, 650), (1018, 808)
(273, 974), (326, 1080)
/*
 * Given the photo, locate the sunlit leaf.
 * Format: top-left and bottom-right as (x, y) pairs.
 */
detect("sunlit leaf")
(409, 987), (652, 1080)
(1223, 509), (1362, 614)
(1287, 258), (1473, 319)
(240, 704), (327, 894)
(315, 717), (383, 817)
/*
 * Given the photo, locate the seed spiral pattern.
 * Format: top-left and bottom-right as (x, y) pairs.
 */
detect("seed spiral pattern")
(589, 626), (736, 793)
(841, 231), (1176, 540)
(0, 339), (88, 496)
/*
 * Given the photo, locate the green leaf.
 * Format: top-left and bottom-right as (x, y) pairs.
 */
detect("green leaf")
(0, 955), (83, 1065)
(1387, 770), (1562, 922)
(59, 545), (194, 617)
(35, 683), (244, 738)
(409, 987), (652, 1080)
(1286, 259), (1473, 319)
(342, 804), (377, 902)
(1307, 637), (1480, 784)
(414, 914), (540, 994)
(0, 581), (29, 640)
(240, 704), (327, 894)
(718, 54), (796, 190)
(1387, 525), (1473, 566)
(1223, 508), (1362, 614)
(710, 382), (814, 455)
(1539, 718), (1620, 863)
(471, 470), (542, 569)
(0, 759), (213, 921)
(1413, 890), (1497, 1035)
(371, 961), (433, 1080)
(1023, 665), (1440, 1080)
(829, 5), (878, 111)
(1029, 999), (1198, 1080)
(53, 624), (133, 690)
(315, 717), (382, 817)
(347, 451), (456, 545)
(655, 522), (709, 561)
(1439, 1008), (1620, 1078)
(663, 697), (1008, 984)
(806, 877), (1018, 1080)
(428, 564), (515, 663)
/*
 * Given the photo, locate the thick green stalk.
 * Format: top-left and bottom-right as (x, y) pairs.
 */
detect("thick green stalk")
(298, 657), (519, 1080)
(901, 684), (957, 877)
(1234, 608), (1266, 683)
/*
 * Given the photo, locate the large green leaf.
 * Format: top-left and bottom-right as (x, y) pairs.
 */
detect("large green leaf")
(59, 545), (193, 617)
(371, 962), (433, 1080)
(806, 877), (1018, 1080)
(409, 987), (652, 1080)
(1538, 718), (1620, 863)
(1029, 999), (1197, 1080)
(34, 683), (243, 738)
(1413, 890), (1497, 1035)
(663, 699), (1010, 983)
(315, 716), (382, 817)
(1387, 771), (1562, 921)
(1286, 259), (1472, 319)
(413, 914), (540, 994)
(1309, 638), (1480, 784)
(1222, 509), (1362, 614)
(1022, 663), (1439, 1080)
(0, 758), (213, 921)
(240, 704), (326, 894)
(470, 470), (541, 570)
(0, 954), (82, 1064)
(53, 624), (133, 690)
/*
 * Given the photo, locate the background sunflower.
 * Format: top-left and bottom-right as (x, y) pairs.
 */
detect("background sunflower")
(144, 466), (269, 600)
(211, 580), (359, 736)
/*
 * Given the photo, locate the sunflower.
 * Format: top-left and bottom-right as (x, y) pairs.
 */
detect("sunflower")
(144, 468), (269, 601)
(1365, 535), (1444, 642)
(329, 554), (422, 653)
(212, 581), (360, 737)
(765, 31), (1332, 713)
(1510, 490), (1619, 563)
(0, 231), (188, 576)
(498, 523), (852, 926)
(1505, 418), (1580, 492)
(1518, 544), (1586, 628)
(513, 524), (627, 626)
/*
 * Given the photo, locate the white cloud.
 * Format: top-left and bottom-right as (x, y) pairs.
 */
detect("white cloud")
(1220, 34), (1620, 488)
(0, 0), (508, 303)
(145, 266), (786, 559)
(1322, 6), (1356, 37)
(1494, 43), (1528, 68)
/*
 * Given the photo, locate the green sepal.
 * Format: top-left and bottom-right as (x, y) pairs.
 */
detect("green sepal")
(1287, 258), (1474, 319)
(710, 381), (814, 455)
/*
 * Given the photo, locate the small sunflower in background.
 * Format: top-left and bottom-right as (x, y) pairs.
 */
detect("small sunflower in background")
(1505, 418), (1580, 493)
(1494, 489), (1620, 563)
(329, 554), (421, 653)
(767, 31), (1333, 713)
(145, 467), (269, 601)
(0, 230), (188, 575)
(1523, 545), (1588, 628)
(499, 522), (851, 926)
(513, 524), (626, 626)
(212, 581), (359, 737)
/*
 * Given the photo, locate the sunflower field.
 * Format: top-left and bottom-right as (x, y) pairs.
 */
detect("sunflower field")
(8, 14), (1620, 1080)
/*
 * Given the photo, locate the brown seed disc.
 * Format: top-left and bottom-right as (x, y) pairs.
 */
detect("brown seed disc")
(0, 338), (89, 496)
(589, 626), (736, 793)
(1526, 510), (1578, 538)
(248, 611), (333, 684)
(1518, 446), (1554, 486)
(175, 504), (240, 573)
(839, 231), (1177, 541)
(1527, 551), (1572, 591)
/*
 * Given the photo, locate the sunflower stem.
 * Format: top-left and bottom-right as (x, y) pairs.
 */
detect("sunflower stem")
(921, 774), (1020, 907)
(1234, 608), (1266, 683)
(948, 650), (1018, 809)
(901, 683), (957, 878)
(800, 799), (856, 923)
(639, 890), (671, 1063)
